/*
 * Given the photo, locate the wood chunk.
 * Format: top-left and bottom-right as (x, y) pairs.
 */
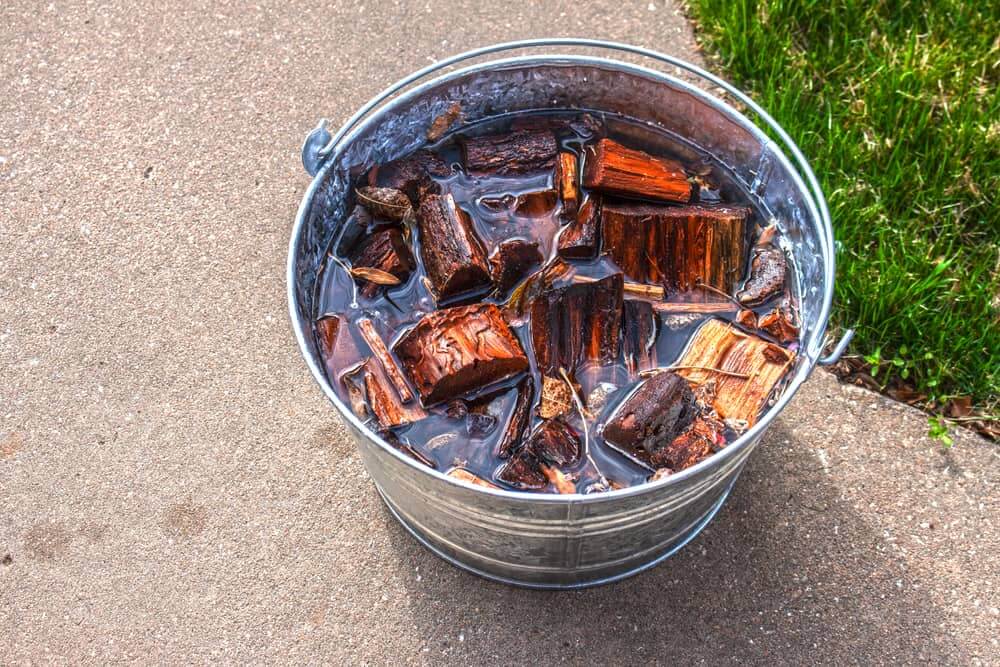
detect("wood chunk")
(355, 186), (412, 222)
(601, 201), (749, 298)
(541, 465), (577, 494)
(496, 450), (547, 490)
(315, 315), (342, 362)
(649, 415), (726, 471)
(582, 138), (691, 203)
(529, 272), (623, 376)
(496, 377), (534, 459)
(339, 360), (370, 420)
(538, 375), (574, 419)
(369, 150), (450, 202)
(674, 318), (794, 425)
(504, 258), (574, 320)
(603, 372), (697, 459)
(622, 300), (658, 376)
(489, 240), (543, 294)
(462, 129), (557, 175)
(349, 228), (415, 298)
(738, 233), (787, 306)
(361, 358), (427, 428)
(557, 196), (601, 259)
(416, 193), (492, 303)
(735, 309), (758, 329)
(447, 467), (501, 490)
(555, 152), (579, 215)
(356, 318), (414, 403)
(525, 419), (580, 466)
(758, 297), (799, 344)
(393, 303), (529, 406)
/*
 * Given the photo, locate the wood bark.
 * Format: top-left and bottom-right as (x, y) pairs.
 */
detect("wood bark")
(582, 138), (691, 203)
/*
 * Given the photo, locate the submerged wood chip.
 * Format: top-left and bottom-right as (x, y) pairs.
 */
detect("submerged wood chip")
(349, 266), (403, 286)
(538, 375), (574, 419)
(356, 186), (413, 221)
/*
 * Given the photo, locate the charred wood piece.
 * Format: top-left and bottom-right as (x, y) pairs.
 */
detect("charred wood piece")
(603, 371), (698, 460)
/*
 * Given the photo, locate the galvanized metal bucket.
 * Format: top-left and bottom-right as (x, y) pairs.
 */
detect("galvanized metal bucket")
(288, 39), (853, 589)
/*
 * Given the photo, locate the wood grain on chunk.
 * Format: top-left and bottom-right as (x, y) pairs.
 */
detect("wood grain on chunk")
(622, 300), (658, 376)
(601, 202), (749, 299)
(356, 318), (414, 403)
(525, 419), (580, 466)
(649, 415), (725, 471)
(496, 376), (534, 459)
(359, 358), (427, 429)
(447, 467), (500, 489)
(393, 303), (529, 406)
(582, 138), (691, 203)
(603, 371), (697, 459)
(557, 196), (601, 259)
(529, 272), (623, 376)
(349, 228), (415, 298)
(489, 239), (543, 294)
(416, 193), (492, 303)
(555, 152), (580, 215)
(674, 318), (794, 425)
(462, 129), (557, 175)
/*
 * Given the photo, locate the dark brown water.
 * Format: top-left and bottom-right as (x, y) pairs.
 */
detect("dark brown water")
(315, 110), (795, 492)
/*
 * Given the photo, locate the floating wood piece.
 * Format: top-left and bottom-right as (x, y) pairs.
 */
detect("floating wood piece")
(555, 152), (580, 215)
(339, 360), (370, 420)
(462, 129), (557, 175)
(601, 201), (750, 298)
(489, 239), (543, 294)
(393, 303), (529, 406)
(349, 228), (415, 298)
(622, 300), (658, 376)
(735, 309), (758, 329)
(426, 101), (462, 142)
(557, 196), (601, 259)
(355, 186), (412, 222)
(368, 150), (450, 202)
(496, 450), (547, 490)
(496, 376), (534, 459)
(504, 258), (574, 320)
(360, 358), (427, 428)
(526, 419), (581, 466)
(447, 467), (501, 490)
(738, 226), (787, 306)
(315, 315), (342, 363)
(416, 193), (492, 303)
(648, 415), (726, 471)
(582, 138), (691, 203)
(529, 272), (624, 376)
(356, 318), (414, 403)
(542, 465), (576, 494)
(603, 371), (698, 460)
(674, 318), (794, 425)
(758, 297), (799, 344)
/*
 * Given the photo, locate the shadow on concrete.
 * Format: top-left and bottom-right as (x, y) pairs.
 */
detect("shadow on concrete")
(382, 421), (965, 663)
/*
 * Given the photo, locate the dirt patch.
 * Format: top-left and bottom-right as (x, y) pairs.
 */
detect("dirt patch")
(163, 500), (208, 537)
(24, 522), (73, 560)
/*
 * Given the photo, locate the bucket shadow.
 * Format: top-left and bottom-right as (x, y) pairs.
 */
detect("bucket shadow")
(382, 419), (968, 663)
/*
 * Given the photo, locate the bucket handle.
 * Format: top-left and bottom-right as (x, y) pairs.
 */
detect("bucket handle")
(301, 38), (854, 365)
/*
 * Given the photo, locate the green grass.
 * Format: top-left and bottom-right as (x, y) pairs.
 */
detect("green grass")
(687, 0), (1000, 416)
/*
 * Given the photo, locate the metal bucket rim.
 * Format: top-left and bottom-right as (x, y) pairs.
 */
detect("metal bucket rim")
(287, 44), (834, 503)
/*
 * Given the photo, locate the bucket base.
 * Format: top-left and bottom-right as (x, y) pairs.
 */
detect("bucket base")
(376, 477), (736, 590)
